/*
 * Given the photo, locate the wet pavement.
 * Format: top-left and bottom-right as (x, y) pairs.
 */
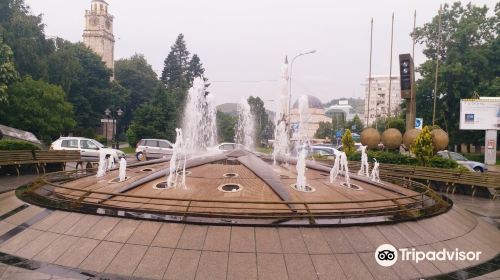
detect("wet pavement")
(0, 175), (499, 279)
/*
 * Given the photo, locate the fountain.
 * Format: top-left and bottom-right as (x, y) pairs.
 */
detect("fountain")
(272, 57), (291, 165)
(358, 145), (370, 177)
(182, 77), (217, 153)
(96, 150), (107, 178)
(107, 154), (115, 171)
(295, 144), (308, 191)
(329, 149), (341, 182)
(166, 128), (187, 189)
(119, 157), (127, 182)
(339, 151), (350, 187)
(371, 159), (380, 182)
(235, 98), (256, 149)
(28, 62), (451, 229)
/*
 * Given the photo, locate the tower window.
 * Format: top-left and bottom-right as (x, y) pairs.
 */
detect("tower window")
(100, 4), (103, 11)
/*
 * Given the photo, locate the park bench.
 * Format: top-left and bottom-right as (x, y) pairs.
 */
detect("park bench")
(0, 150), (36, 176)
(348, 161), (500, 199)
(33, 150), (82, 173)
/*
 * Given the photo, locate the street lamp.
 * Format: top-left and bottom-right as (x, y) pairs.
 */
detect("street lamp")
(105, 107), (123, 149)
(288, 50), (316, 123)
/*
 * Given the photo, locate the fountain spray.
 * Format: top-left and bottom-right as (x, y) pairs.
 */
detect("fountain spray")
(358, 145), (370, 177)
(96, 150), (107, 178)
(119, 157), (127, 182)
(339, 152), (351, 187)
(371, 159), (380, 182)
(329, 149), (341, 182)
(235, 98), (256, 149)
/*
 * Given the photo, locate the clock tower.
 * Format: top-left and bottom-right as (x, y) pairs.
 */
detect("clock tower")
(83, 0), (115, 76)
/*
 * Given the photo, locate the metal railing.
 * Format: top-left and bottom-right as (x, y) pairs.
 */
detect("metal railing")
(23, 169), (450, 226)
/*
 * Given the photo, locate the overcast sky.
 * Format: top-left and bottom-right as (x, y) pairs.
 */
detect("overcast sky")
(26, 0), (496, 109)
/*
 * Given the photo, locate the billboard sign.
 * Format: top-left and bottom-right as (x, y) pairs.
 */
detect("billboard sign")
(460, 99), (500, 130)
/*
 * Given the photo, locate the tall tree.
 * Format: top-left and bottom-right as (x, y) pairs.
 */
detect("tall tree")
(248, 96), (273, 145)
(216, 111), (237, 142)
(115, 53), (159, 129)
(413, 2), (498, 149)
(0, 77), (75, 141)
(0, 0), (53, 80)
(47, 41), (113, 133)
(0, 36), (18, 101)
(161, 33), (191, 90)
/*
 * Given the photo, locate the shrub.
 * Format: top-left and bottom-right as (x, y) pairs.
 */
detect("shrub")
(348, 150), (418, 165)
(341, 129), (355, 157)
(427, 156), (458, 169)
(412, 126), (434, 166)
(94, 135), (108, 145)
(0, 139), (41, 150)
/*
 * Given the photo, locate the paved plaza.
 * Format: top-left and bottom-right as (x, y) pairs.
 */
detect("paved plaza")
(0, 178), (499, 279)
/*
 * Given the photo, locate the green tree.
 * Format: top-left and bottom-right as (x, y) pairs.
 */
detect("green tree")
(315, 121), (333, 139)
(126, 84), (177, 146)
(413, 2), (498, 150)
(161, 33), (191, 90)
(345, 114), (364, 132)
(341, 129), (356, 156)
(0, 36), (18, 101)
(0, 0), (53, 80)
(47, 41), (113, 132)
(115, 53), (159, 129)
(412, 126), (434, 166)
(0, 77), (75, 142)
(248, 96), (273, 145)
(216, 111), (237, 142)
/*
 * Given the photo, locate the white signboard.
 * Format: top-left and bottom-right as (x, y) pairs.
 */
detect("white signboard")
(415, 118), (423, 130)
(460, 99), (500, 130)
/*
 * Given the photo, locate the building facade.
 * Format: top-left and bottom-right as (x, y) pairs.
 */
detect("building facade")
(363, 75), (402, 126)
(83, 0), (115, 75)
(290, 95), (331, 140)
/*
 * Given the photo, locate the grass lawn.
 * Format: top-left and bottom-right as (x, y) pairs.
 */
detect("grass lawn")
(256, 147), (273, 154)
(121, 146), (135, 155)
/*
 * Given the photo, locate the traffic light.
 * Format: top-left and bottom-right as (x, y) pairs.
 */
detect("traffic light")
(399, 54), (414, 99)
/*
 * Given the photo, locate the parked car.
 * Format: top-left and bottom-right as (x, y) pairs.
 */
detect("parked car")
(208, 143), (245, 152)
(310, 145), (339, 157)
(337, 142), (363, 152)
(135, 139), (174, 161)
(50, 137), (125, 162)
(437, 151), (488, 172)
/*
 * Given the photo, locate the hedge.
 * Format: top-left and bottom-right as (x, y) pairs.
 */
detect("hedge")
(347, 150), (458, 169)
(0, 139), (41, 151)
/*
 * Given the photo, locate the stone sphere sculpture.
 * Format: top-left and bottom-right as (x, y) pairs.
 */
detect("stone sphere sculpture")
(360, 128), (381, 149)
(403, 128), (420, 149)
(381, 128), (403, 150)
(431, 128), (449, 151)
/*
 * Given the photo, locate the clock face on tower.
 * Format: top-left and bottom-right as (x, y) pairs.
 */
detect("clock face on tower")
(90, 17), (98, 26)
(105, 20), (111, 30)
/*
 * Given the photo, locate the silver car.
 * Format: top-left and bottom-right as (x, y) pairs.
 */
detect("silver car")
(135, 139), (174, 161)
(437, 151), (488, 172)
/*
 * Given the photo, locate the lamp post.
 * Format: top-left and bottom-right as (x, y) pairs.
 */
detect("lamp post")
(288, 50), (316, 124)
(105, 108), (123, 149)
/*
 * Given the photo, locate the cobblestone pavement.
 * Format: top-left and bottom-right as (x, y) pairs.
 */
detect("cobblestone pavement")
(0, 176), (499, 279)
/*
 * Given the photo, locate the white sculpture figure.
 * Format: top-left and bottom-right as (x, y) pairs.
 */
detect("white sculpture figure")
(96, 150), (107, 178)
(329, 149), (341, 182)
(371, 158), (380, 183)
(358, 145), (370, 177)
(119, 157), (127, 182)
(339, 151), (351, 188)
(167, 128), (185, 189)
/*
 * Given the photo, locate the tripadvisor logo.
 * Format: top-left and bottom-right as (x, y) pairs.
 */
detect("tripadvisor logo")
(375, 244), (481, 267)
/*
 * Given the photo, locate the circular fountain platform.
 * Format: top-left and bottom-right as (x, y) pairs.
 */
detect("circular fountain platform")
(22, 150), (449, 226)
